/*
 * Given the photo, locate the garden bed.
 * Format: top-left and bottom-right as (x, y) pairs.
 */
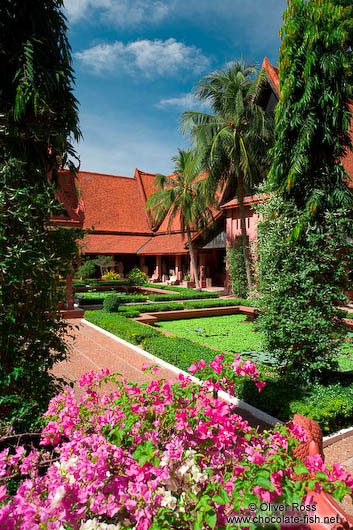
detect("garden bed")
(84, 310), (353, 434)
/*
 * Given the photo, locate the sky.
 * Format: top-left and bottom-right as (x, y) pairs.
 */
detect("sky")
(64, 0), (287, 177)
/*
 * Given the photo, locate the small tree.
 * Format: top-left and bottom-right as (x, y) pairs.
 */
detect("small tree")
(257, 0), (353, 379)
(227, 245), (248, 298)
(93, 255), (114, 277)
(77, 259), (96, 279)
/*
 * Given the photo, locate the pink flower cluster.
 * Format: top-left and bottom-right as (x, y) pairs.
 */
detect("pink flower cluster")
(188, 353), (266, 395)
(0, 355), (351, 529)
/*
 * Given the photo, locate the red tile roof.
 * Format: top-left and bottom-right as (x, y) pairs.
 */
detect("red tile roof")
(261, 57), (280, 97)
(221, 194), (268, 210)
(51, 170), (85, 227)
(82, 234), (152, 254)
(77, 171), (152, 234)
(138, 233), (188, 255)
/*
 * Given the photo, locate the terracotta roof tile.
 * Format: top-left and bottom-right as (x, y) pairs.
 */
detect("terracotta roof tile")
(51, 170), (85, 227)
(261, 57), (280, 97)
(82, 234), (151, 254)
(77, 171), (152, 233)
(138, 233), (188, 255)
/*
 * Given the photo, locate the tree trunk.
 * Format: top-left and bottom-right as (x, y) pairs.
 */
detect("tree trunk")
(187, 228), (201, 290)
(237, 170), (253, 293)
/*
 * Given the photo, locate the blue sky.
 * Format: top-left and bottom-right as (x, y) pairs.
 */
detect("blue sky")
(64, 0), (287, 176)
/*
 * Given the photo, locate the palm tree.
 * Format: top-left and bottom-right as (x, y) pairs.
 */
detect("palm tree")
(146, 149), (214, 290)
(182, 61), (274, 292)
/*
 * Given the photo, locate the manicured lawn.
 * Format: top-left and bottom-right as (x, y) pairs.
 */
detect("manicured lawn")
(156, 314), (353, 370)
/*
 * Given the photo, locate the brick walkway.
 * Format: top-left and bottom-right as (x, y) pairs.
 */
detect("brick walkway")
(53, 319), (353, 515)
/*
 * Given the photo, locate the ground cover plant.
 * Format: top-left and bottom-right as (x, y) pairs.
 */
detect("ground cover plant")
(1, 362), (352, 529)
(155, 315), (263, 354)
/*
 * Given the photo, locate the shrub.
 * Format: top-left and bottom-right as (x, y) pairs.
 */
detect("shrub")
(127, 267), (148, 286)
(103, 294), (121, 312)
(119, 302), (182, 315)
(84, 311), (161, 344)
(227, 246), (248, 297)
(238, 374), (353, 434)
(76, 260), (96, 279)
(101, 270), (120, 281)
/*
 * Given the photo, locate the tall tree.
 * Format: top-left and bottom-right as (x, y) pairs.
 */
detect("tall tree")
(182, 61), (274, 293)
(257, 0), (353, 379)
(0, 0), (82, 430)
(146, 149), (214, 290)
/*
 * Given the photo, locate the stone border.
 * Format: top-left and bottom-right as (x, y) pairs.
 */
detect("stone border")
(323, 425), (353, 448)
(82, 318), (281, 427)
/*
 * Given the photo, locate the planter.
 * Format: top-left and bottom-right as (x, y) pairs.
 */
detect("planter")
(182, 281), (195, 288)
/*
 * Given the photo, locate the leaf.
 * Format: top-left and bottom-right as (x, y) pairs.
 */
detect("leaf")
(293, 463), (309, 475)
(205, 510), (217, 529)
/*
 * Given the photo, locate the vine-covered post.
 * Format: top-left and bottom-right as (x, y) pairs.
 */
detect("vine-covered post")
(257, 0), (353, 379)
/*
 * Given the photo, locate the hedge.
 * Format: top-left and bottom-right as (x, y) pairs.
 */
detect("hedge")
(182, 298), (258, 310)
(148, 291), (218, 301)
(84, 311), (161, 344)
(141, 335), (227, 373)
(77, 293), (147, 305)
(237, 373), (353, 434)
(119, 302), (183, 315)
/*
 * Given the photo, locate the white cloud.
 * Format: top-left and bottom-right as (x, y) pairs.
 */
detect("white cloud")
(157, 93), (211, 111)
(64, 0), (170, 26)
(75, 39), (210, 78)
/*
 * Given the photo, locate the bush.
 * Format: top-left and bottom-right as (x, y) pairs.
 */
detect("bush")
(77, 260), (96, 279)
(103, 294), (121, 312)
(238, 373), (353, 434)
(101, 270), (120, 281)
(84, 311), (161, 344)
(127, 267), (148, 286)
(148, 290), (218, 301)
(227, 246), (248, 298)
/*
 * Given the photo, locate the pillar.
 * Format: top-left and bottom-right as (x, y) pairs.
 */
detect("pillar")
(175, 255), (182, 281)
(155, 255), (162, 280)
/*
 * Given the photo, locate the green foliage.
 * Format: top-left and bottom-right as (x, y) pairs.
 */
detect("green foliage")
(101, 271), (120, 281)
(258, 0), (353, 380)
(93, 256), (114, 275)
(84, 311), (161, 345)
(77, 260), (96, 279)
(239, 375), (353, 434)
(141, 335), (224, 373)
(127, 267), (149, 286)
(258, 194), (351, 378)
(227, 246), (248, 297)
(119, 302), (183, 315)
(182, 298), (256, 309)
(156, 314), (263, 353)
(77, 292), (147, 305)
(0, 0), (81, 430)
(103, 294), (121, 313)
(148, 290), (218, 301)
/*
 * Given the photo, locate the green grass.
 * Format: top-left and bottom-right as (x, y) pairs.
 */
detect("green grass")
(155, 314), (263, 353)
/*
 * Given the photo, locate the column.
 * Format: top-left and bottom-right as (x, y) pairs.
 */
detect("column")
(189, 250), (198, 282)
(175, 255), (182, 282)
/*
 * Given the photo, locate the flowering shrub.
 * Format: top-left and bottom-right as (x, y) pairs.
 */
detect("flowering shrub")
(102, 271), (120, 281)
(0, 355), (352, 529)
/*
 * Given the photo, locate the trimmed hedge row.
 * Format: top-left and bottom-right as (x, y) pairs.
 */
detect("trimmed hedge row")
(84, 311), (161, 344)
(141, 335), (226, 373)
(117, 298), (258, 316)
(148, 291), (218, 301)
(77, 293), (147, 305)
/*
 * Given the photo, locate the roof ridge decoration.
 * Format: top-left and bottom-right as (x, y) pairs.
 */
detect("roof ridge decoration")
(260, 57), (280, 98)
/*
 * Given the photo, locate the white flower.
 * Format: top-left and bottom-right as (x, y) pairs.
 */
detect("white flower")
(160, 489), (177, 510)
(51, 485), (66, 509)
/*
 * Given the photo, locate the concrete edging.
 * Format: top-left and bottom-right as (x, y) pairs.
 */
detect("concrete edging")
(323, 425), (353, 447)
(82, 318), (281, 427)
